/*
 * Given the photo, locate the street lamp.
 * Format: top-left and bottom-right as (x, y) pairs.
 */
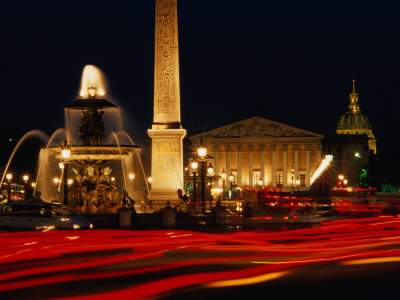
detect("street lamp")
(53, 177), (60, 200)
(128, 173), (135, 181)
(221, 169), (226, 200)
(291, 167), (295, 194)
(6, 173), (12, 202)
(229, 172), (234, 200)
(338, 174), (345, 199)
(295, 178), (300, 192)
(207, 162), (213, 208)
(198, 147), (207, 212)
(23, 175), (29, 201)
(258, 177), (263, 206)
(61, 140), (71, 205)
(355, 152), (361, 197)
(191, 161), (198, 199)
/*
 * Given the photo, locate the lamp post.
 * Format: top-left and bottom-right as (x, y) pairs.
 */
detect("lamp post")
(295, 178), (300, 192)
(198, 147), (207, 212)
(258, 177), (263, 207)
(53, 177), (60, 201)
(355, 152), (361, 197)
(6, 173), (12, 202)
(207, 162), (214, 209)
(221, 169), (226, 201)
(291, 167), (295, 194)
(23, 175), (29, 202)
(229, 172), (234, 200)
(191, 161), (198, 200)
(61, 140), (71, 205)
(128, 173), (135, 182)
(338, 174), (344, 199)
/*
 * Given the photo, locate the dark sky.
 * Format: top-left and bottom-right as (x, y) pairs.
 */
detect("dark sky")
(2, 0), (400, 153)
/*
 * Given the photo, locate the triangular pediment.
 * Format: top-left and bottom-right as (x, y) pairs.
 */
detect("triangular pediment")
(191, 117), (323, 139)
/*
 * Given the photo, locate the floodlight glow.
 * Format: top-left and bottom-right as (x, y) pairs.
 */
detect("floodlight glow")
(310, 155), (333, 185)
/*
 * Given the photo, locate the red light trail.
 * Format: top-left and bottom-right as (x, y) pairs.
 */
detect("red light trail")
(1, 217), (400, 299)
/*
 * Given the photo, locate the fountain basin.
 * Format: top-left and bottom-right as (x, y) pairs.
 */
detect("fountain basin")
(47, 145), (140, 161)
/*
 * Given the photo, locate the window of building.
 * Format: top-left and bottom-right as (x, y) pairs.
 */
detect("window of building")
(276, 174), (283, 187)
(231, 171), (238, 186)
(253, 171), (261, 186)
(300, 174), (306, 187)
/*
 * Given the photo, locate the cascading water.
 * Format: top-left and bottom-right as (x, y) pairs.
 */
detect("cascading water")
(0, 130), (49, 188)
(35, 128), (67, 201)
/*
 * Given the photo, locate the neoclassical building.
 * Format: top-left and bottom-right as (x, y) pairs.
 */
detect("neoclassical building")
(189, 117), (324, 191)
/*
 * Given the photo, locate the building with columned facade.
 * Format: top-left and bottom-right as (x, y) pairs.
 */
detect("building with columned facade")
(188, 117), (324, 192)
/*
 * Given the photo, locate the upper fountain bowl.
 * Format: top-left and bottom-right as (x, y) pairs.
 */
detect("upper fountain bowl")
(66, 65), (117, 110)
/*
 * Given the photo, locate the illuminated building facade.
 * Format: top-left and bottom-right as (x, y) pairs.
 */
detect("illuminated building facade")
(189, 117), (323, 191)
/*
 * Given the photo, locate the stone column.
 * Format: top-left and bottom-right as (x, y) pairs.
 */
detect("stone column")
(148, 0), (186, 204)
(260, 145), (265, 184)
(283, 147), (288, 188)
(248, 145), (254, 186)
(306, 148), (311, 187)
(214, 148), (219, 177)
(237, 146), (242, 187)
(225, 145), (231, 177)
(271, 146), (276, 188)
(153, 0), (181, 126)
(294, 145), (299, 180)
(214, 148), (219, 187)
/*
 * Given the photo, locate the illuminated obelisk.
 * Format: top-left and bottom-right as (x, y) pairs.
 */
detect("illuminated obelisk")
(148, 0), (186, 204)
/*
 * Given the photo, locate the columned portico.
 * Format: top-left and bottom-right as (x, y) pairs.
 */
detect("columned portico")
(189, 117), (323, 192)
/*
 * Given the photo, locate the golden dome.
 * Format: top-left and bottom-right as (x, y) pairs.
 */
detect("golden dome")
(336, 80), (376, 154)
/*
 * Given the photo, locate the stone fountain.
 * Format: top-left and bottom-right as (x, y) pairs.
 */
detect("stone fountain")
(45, 65), (142, 214)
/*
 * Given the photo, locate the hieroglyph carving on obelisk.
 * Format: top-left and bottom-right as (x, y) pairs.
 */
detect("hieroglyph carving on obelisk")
(148, 0), (186, 203)
(153, 0), (181, 128)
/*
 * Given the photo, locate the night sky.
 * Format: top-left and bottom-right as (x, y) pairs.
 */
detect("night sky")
(2, 0), (400, 155)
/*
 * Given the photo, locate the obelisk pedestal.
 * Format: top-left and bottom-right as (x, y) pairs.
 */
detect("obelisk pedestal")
(148, 0), (186, 208)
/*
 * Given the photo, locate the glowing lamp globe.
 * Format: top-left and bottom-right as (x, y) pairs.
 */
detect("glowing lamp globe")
(198, 148), (207, 158)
